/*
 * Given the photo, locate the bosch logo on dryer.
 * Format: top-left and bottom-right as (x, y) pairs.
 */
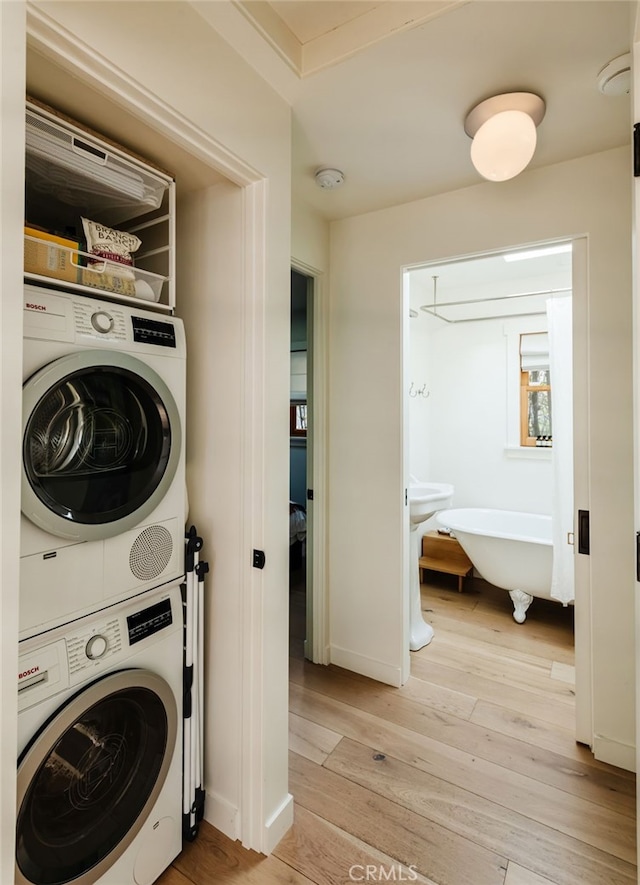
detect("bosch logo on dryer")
(18, 666), (40, 681)
(25, 303), (47, 311)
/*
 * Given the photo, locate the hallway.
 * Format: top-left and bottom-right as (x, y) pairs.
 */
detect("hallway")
(160, 575), (636, 885)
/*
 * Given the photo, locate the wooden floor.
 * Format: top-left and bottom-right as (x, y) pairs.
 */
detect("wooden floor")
(159, 570), (637, 885)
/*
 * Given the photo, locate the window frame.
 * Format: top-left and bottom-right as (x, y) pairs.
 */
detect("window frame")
(504, 318), (551, 459)
(520, 368), (552, 447)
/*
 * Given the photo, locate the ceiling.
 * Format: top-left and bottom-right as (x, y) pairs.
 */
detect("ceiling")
(25, 1), (633, 228)
(194, 0), (633, 221)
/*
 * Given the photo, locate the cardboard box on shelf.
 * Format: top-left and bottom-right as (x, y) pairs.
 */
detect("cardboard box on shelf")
(24, 226), (81, 284)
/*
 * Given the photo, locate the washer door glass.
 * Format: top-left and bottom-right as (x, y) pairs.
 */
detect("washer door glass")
(22, 351), (181, 541)
(16, 671), (177, 885)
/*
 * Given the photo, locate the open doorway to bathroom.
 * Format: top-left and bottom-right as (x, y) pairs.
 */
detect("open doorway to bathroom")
(405, 239), (578, 736)
(290, 268), (313, 660)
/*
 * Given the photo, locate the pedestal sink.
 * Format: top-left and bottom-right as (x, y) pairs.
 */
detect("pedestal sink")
(408, 481), (454, 651)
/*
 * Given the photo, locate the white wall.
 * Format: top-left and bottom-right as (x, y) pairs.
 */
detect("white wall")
(0, 3), (25, 880)
(177, 180), (246, 836)
(292, 198), (330, 273)
(328, 148), (635, 766)
(410, 312), (553, 515)
(23, 0), (293, 853)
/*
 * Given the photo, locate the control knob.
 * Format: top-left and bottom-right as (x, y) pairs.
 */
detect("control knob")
(85, 634), (108, 660)
(91, 311), (114, 334)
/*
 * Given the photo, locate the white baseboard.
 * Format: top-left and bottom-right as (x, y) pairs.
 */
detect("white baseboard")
(330, 644), (403, 687)
(262, 792), (294, 854)
(201, 790), (293, 854)
(593, 734), (636, 772)
(202, 788), (240, 841)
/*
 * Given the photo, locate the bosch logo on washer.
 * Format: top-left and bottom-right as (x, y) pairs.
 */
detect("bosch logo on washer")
(25, 303), (47, 311)
(17, 642), (62, 707)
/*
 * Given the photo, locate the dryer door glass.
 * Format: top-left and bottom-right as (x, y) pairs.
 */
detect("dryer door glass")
(24, 365), (171, 526)
(16, 673), (177, 885)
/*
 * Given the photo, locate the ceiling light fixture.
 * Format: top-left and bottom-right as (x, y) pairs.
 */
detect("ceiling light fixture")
(503, 243), (572, 262)
(314, 168), (345, 189)
(464, 92), (546, 182)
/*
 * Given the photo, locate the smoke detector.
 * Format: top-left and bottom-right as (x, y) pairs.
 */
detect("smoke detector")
(315, 168), (345, 189)
(597, 53), (631, 96)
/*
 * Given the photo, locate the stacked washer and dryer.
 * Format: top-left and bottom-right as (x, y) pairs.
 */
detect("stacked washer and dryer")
(17, 282), (187, 885)
(17, 285), (188, 880)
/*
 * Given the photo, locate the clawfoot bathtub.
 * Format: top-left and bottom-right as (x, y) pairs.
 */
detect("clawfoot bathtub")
(435, 508), (553, 623)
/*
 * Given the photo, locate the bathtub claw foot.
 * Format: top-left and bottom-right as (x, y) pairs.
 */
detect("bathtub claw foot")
(509, 589), (533, 624)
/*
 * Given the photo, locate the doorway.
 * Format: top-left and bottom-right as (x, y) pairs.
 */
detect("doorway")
(290, 268), (313, 659)
(404, 238), (585, 739)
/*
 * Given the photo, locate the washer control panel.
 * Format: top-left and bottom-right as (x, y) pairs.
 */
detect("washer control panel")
(67, 616), (123, 680)
(18, 587), (180, 712)
(73, 301), (127, 341)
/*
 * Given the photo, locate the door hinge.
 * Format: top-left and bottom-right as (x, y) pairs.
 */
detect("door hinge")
(634, 123), (640, 177)
(252, 549), (266, 569)
(306, 489), (314, 501)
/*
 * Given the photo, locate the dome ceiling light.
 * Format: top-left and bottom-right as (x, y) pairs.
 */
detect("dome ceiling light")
(464, 92), (546, 182)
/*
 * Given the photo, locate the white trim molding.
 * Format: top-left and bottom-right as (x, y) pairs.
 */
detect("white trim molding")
(592, 735), (636, 773)
(203, 790), (241, 842)
(263, 793), (294, 854)
(330, 644), (404, 688)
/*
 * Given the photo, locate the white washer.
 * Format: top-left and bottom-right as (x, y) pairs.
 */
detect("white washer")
(16, 583), (183, 885)
(21, 285), (186, 639)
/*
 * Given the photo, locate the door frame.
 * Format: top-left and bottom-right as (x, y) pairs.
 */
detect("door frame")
(403, 236), (591, 747)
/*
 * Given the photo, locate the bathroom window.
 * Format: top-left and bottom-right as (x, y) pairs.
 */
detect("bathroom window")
(520, 333), (552, 446)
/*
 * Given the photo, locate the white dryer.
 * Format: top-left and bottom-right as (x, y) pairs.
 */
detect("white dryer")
(16, 583), (183, 885)
(21, 285), (186, 639)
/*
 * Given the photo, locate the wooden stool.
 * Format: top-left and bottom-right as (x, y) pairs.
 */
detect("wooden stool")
(419, 531), (473, 592)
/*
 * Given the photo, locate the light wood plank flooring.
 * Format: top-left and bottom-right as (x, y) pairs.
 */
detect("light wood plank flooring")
(159, 571), (636, 885)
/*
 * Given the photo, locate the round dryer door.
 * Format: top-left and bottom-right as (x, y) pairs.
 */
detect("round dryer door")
(22, 350), (182, 541)
(15, 669), (178, 885)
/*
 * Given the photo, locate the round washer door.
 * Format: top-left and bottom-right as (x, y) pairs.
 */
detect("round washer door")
(22, 350), (182, 541)
(16, 669), (178, 885)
